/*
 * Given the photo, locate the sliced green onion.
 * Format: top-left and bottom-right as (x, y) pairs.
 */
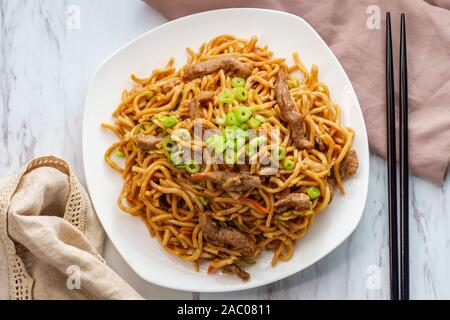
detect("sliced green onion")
(224, 127), (249, 140)
(249, 136), (266, 149)
(172, 128), (190, 141)
(240, 123), (249, 130)
(245, 144), (251, 156)
(247, 117), (260, 129)
(235, 87), (248, 102)
(170, 151), (184, 166)
(225, 135), (245, 152)
(162, 116), (178, 128)
(206, 134), (221, 146)
(215, 140), (227, 154)
(206, 134), (226, 154)
(231, 77), (246, 88)
(115, 149), (125, 158)
(234, 106), (252, 123)
(236, 127), (249, 139)
(215, 117), (226, 126)
(274, 146), (286, 160)
(235, 136), (246, 151)
(247, 136), (266, 156)
(223, 126), (235, 139)
(226, 138), (235, 150)
(254, 114), (267, 123)
(216, 146), (226, 154)
(162, 138), (176, 153)
(196, 196), (209, 206)
(225, 112), (239, 126)
(307, 186), (321, 199)
(224, 150), (237, 164)
(184, 160), (201, 174)
(219, 91), (234, 104)
(283, 159), (295, 170)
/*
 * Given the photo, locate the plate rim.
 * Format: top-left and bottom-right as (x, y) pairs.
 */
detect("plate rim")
(82, 7), (370, 293)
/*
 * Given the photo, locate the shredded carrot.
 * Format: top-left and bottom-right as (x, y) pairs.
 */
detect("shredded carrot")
(242, 198), (268, 214)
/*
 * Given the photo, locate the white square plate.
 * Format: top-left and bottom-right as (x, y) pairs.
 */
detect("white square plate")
(83, 8), (369, 292)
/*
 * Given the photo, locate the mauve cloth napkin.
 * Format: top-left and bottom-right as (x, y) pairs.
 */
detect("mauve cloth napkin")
(146, 0), (450, 183)
(0, 156), (142, 300)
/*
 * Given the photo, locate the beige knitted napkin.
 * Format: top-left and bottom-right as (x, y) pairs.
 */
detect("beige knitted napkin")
(0, 156), (142, 300)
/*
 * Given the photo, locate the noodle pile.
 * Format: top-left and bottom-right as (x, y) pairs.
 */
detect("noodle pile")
(102, 35), (357, 279)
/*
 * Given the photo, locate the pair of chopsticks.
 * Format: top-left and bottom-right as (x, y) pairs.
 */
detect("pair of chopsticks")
(386, 12), (409, 300)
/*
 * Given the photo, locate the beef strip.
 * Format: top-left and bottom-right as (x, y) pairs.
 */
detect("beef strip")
(328, 149), (358, 199)
(189, 91), (215, 119)
(183, 57), (252, 82)
(135, 134), (164, 151)
(274, 70), (312, 150)
(274, 193), (312, 214)
(191, 171), (261, 192)
(222, 264), (250, 281)
(340, 149), (359, 178)
(199, 211), (257, 258)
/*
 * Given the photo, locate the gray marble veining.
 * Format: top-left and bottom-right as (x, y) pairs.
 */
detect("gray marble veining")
(0, 0), (448, 299)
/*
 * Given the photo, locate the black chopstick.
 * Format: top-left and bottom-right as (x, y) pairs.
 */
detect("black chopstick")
(399, 13), (409, 300)
(385, 12), (399, 300)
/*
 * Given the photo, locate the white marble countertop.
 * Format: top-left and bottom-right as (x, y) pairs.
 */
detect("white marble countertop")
(1, 0), (449, 299)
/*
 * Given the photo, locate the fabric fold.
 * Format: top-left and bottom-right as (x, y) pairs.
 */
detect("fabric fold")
(0, 156), (142, 300)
